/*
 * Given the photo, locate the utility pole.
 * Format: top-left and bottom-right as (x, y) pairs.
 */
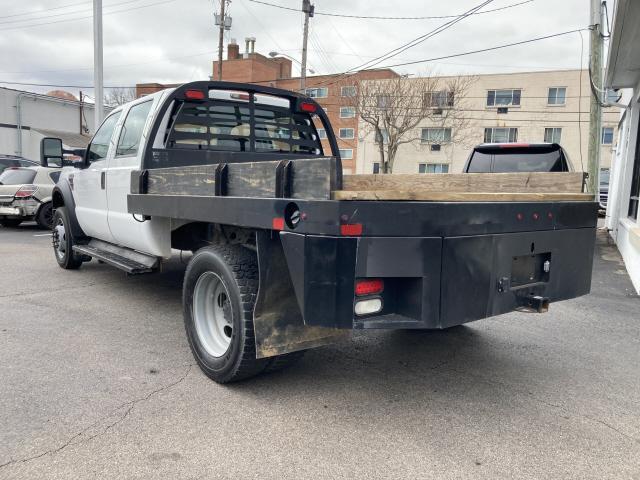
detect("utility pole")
(300, 0), (314, 92)
(587, 0), (603, 195)
(217, 0), (227, 81)
(93, 0), (104, 130)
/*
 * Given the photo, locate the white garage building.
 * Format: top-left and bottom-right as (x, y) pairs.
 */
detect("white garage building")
(0, 87), (105, 161)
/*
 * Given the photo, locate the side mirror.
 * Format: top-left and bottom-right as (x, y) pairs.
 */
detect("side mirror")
(41, 137), (63, 167)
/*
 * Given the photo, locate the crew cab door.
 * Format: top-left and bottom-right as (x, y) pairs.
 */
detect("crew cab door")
(106, 96), (170, 257)
(73, 111), (121, 242)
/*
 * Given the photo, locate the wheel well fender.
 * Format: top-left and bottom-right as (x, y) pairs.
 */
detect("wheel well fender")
(52, 180), (86, 240)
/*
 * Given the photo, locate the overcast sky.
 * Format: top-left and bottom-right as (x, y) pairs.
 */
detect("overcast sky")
(0, 0), (604, 98)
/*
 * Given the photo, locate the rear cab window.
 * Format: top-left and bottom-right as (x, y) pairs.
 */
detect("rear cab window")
(166, 89), (323, 155)
(0, 168), (37, 185)
(116, 100), (154, 157)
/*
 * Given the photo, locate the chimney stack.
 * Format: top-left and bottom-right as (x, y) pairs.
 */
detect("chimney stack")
(249, 37), (256, 53)
(227, 39), (239, 60)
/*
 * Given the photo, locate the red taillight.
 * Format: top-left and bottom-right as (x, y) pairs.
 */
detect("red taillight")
(230, 93), (251, 101)
(355, 279), (384, 296)
(300, 102), (317, 113)
(184, 89), (206, 100)
(14, 185), (37, 198)
(272, 217), (285, 231)
(340, 223), (362, 236)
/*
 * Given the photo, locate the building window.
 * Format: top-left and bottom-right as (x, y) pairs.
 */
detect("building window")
(548, 87), (566, 105)
(487, 89), (521, 107)
(376, 95), (391, 109)
(305, 87), (328, 98)
(421, 128), (451, 144)
(339, 106), (356, 118)
(425, 91), (454, 108)
(341, 86), (356, 97)
(602, 127), (614, 145)
(373, 162), (380, 174)
(316, 128), (327, 139)
(339, 148), (353, 159)
(419, 163), (449, 174)
(484, 127), (518, 143)
(544, 127), (562, 144)
(339, 128), (354, 139)
(375, 129), (389, 144)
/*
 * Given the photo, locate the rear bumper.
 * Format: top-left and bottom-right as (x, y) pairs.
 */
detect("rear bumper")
(280, 227), (596, 330)
(0, 202), (37, 218)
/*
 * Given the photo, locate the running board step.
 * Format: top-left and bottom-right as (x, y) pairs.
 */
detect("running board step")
(73, 239), (159, 274)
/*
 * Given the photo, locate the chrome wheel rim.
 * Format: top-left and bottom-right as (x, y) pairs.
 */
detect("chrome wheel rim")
(52, 217), (66, 260)
(193, 272), (233, 358)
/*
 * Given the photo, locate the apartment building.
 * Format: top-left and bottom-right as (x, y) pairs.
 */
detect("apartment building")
(355, 69), (620, 175)
(136, 39), (398, 173)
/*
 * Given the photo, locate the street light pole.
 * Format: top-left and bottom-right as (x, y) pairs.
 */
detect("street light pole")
(93, 0), (104, 130)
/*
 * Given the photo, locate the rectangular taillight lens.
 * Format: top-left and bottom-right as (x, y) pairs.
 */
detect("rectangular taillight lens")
(14, 185), (38, 198)
(355, 278), (384, 296)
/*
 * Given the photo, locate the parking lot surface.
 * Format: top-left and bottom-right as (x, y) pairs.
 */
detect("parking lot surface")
(0, 224), (639, 479)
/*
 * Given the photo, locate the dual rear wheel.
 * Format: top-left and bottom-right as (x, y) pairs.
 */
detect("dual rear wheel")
(183, 244), (304, 383)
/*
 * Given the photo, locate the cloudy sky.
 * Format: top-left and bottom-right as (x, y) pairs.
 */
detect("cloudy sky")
(0, 0), (607, 98)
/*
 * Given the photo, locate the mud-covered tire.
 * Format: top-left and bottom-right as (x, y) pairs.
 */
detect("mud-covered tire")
(183, 245), (269, 383)
(36, 202), (53, 229)
(52, 207), (83, 270)
(0, 219), (22, 228)
(264, 350), (306, 373)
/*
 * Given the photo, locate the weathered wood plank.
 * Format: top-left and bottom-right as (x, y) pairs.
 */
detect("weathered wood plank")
(290, 157), (336, 200)
(342, 172), (584, 193)
(332, 190), (594, 202)
(226, 161), (279, 198)
(146, 164), (217, 195)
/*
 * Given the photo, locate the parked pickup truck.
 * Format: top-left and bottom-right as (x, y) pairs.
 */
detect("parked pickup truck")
(44, 81), (598, 383)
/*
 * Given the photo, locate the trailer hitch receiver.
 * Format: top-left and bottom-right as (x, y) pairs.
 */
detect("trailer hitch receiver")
(515, 294), (550, 313)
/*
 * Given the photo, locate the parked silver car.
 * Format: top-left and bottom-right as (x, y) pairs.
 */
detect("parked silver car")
(0, 166), (60, 229)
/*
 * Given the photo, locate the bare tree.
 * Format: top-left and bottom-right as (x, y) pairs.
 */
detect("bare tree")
(346, 75), (476, 173)
(104, 87), (136, 106)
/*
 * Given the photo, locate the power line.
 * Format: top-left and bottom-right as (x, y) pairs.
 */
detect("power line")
(380, 29), (587, 70)
(0, 0), (179, 31)
(0, 30), (593, 90)
(0, 0), (151, 26)
(315, 0), (496, 88)
(0, 1), (90, 20)
(247, 0), (534, 20)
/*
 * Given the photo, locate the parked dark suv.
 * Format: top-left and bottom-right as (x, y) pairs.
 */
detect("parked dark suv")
(464, 143), (572, 173)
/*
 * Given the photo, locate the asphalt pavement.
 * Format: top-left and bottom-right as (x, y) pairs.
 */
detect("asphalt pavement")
(0, 223), (639, 479)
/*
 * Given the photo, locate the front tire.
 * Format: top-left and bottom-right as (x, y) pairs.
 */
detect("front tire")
(52, 207), (83, 269)
(36, 202), (53, 229)
(183, 245), (269, 383)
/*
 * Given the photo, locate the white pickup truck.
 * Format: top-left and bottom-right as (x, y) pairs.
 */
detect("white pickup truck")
(44, 81), (597, 383)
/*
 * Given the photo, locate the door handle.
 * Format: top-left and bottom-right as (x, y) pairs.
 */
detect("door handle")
(101, 171), (106, 189)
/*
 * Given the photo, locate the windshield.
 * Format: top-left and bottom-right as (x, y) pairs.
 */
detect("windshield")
(467, 147), (568, 173)
(0, 168), (37, 185)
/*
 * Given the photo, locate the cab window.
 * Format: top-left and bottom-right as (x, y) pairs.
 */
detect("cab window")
(116, 101), (153, 157)
(87, 113), (120, 163)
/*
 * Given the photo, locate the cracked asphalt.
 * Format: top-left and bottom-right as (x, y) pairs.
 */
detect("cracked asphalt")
(1, 223), (639, 479)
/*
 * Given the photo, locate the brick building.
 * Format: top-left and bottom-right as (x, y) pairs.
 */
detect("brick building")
(136, 39), (398, 173)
